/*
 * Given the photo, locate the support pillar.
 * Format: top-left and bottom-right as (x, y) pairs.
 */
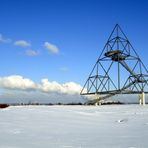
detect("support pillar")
(142, 92), (145, 105)
(95, 102), (101, 106)
(94, 94), (101, 106)
(95, 102), (98, 106)
(139, 92), (145, 105)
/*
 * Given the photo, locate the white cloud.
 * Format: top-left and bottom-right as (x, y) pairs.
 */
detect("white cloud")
(38, 79), (82, 95)
(44, 42), (59, 54)
(0, 75), (36, 90)
(25, 49), (40, 56)
(0, 34), (11, 43)
(0, 75), (82, 95)
(14, 40), (31, 47)
(62, 82), (83, 95)
(38, 79), (63, 93)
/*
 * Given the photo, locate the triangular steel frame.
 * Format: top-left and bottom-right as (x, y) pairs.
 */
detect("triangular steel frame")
(80, 24), (148, 101)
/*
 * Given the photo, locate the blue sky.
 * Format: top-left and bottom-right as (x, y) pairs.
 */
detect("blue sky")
(0, 0), (148, 103)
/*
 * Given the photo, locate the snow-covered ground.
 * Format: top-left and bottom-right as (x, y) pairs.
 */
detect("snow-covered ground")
(0, 105), (148, 148)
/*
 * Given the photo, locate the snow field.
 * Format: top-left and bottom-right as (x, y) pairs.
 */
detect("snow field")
(0, 105), (148, 148)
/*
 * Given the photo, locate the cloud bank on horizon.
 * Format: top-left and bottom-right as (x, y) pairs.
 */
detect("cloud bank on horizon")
(0, 75), (82, 94)
(0, 75), (84, 103)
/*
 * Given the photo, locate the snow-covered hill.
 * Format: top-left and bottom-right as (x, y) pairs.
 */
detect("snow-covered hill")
(0, 105), (148, 148)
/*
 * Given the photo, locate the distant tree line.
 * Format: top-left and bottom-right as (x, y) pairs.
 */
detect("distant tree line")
(0, 101), (126, 108)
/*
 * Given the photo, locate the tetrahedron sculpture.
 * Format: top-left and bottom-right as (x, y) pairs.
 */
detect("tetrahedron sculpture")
(80, 24), (148, 104)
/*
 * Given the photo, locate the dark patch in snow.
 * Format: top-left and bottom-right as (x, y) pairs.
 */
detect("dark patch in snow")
(117, 118), (128, 123)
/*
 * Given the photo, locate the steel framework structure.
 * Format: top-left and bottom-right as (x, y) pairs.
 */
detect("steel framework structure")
(80, 24), (148, 103)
